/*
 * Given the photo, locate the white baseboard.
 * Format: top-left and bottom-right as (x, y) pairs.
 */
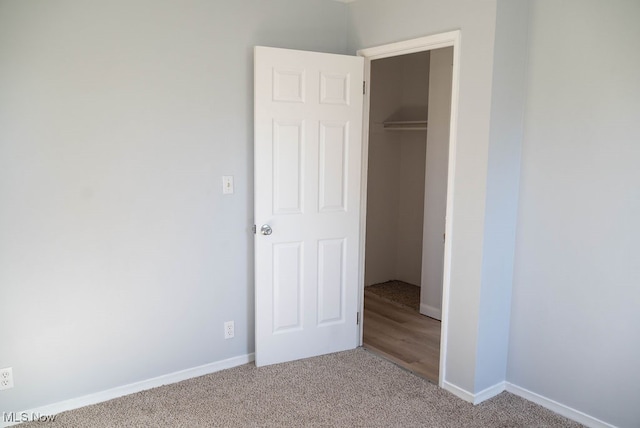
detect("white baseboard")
(419, 303), (442, 320)
(505, 383), (616, 428)
(4, 357), (614, 428)
(442, 380), (615, 427)
(442, 380), (475, 402)
(442, 380), (505, 405)
(5, 353), (254, 427)
(474, 381), (506, 404)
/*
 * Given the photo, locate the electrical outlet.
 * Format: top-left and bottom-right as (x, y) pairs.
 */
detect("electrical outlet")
(224, 321), (234, 339)
(0, 367), (14, 390)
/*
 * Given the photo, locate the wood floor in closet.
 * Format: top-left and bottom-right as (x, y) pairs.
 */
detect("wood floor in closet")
(363, 289), (441, 383)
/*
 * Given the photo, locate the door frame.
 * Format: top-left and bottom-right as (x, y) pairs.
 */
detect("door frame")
(356, 30), (461, 388)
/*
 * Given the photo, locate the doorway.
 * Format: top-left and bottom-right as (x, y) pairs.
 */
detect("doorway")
(358, 39), (456, 385)
(253, 32), (460, 375)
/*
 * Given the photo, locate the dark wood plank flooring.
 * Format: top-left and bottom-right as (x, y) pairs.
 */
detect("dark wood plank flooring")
(363, 289), (441, 383)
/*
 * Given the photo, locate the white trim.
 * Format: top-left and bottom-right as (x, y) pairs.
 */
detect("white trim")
(4, 354), (615, 428)
(357, 31), (461, 61)
(356, 56), (372, 348)
(438, 29), (461, 392)
(474, 381), (506, 404)
(356, 30), (462, 390)
(7, 354), (254, 427)
(440, 380), (616, 427)
(419, 303), (442, 320)
(505, 383), (617, 428)
(442, 380), (475, 403)
(442, 380), (505, 405)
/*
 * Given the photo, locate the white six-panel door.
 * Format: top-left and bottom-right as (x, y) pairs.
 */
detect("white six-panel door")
(254, 46), (364, 366)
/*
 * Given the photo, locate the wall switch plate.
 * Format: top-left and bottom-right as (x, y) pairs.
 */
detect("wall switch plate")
(0, 367), (14, 390)
(222, 176), (234, 194)
(224, 321), (234, 339)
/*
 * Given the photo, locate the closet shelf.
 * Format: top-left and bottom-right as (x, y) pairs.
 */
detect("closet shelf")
(382, 120), (427, 131)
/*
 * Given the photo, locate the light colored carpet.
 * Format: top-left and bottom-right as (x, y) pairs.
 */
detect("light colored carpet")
(21, 348), (582, 427)
(366, 280), (421, 311)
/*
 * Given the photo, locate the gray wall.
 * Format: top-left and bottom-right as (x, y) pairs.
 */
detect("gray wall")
(475, 0), (529, 392)
(508, 1), (640, 426)
(2, 0), (636, 425)
(395, 53), (430, 287)
(365, 52), (429, 287)
(0, 0), (347, 413)
(349, 0), (500, 393)
(420, 47), (453, 320)
(363, 55), (402, 285)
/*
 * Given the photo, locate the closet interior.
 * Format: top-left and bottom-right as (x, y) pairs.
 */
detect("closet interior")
(362, 47), (453, 383)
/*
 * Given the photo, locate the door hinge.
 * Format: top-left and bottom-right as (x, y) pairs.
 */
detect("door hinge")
(252, 224), (257, 234)
(357, 311), (360, 325)
(363, 81), (366, 95)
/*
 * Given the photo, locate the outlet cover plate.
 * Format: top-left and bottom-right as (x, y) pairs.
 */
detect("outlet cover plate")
(0, 367), (14, 390)
(224, 321), (234, 339)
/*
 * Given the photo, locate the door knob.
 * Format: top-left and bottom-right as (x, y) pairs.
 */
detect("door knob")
(260, 224), (273, 236)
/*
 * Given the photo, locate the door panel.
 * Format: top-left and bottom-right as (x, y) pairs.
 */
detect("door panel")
(317, 238), (346, 325)
(319, 121), (348, 212)
(273, 120), (304, 214)
(272, 242), (303, 333)
(254, 46), (363, 367)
